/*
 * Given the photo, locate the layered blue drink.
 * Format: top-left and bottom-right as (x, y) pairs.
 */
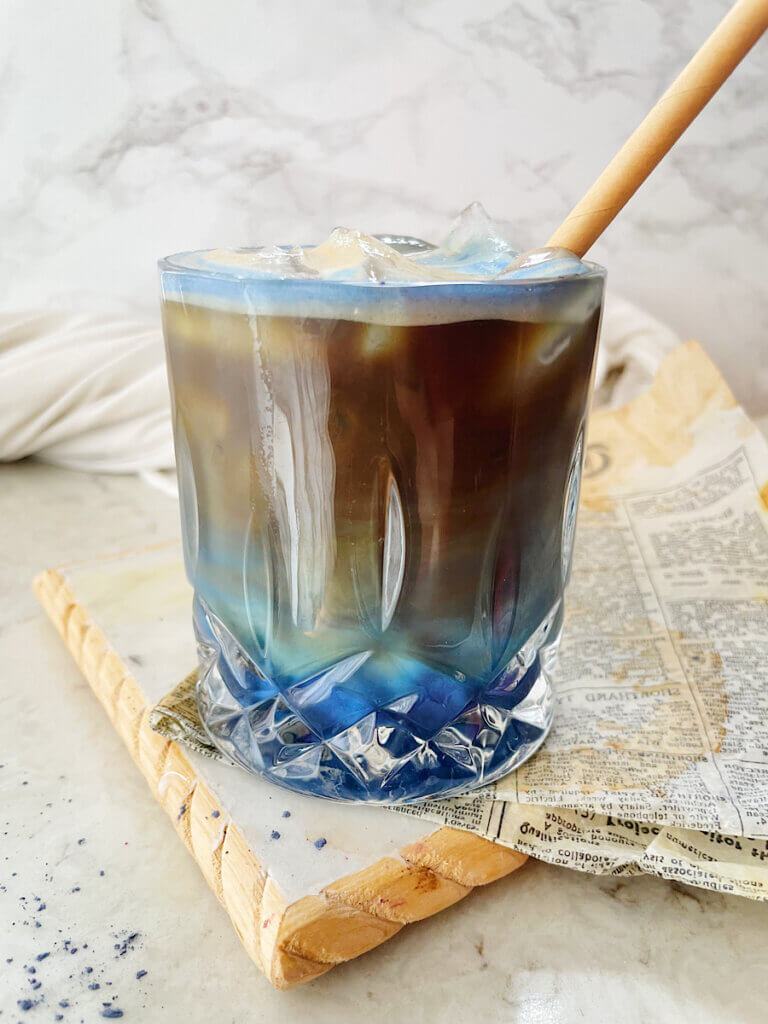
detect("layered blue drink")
(160, 205), (604, 802)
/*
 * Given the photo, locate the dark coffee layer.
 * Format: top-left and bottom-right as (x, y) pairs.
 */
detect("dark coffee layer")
(164, 300), (600, 685)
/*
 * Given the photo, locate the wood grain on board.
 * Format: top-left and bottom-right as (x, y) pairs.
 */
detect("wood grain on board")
(33, 567), (527, 989)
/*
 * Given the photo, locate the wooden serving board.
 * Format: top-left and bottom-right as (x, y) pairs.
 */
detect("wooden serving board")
(33, 545), (526, 989)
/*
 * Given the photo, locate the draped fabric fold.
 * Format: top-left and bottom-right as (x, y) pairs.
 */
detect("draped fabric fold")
(0, 297), (679, 476)
(0, 310), (174, 473)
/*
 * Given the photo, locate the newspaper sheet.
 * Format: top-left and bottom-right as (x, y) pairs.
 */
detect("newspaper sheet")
(152, 342), (768, 900)
(396, 342), (768, 900)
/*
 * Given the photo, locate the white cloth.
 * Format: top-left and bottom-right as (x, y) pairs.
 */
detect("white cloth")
(0, 310), (174, 474)
(594, 294), (681, 409)
(0, 296), (680, 480)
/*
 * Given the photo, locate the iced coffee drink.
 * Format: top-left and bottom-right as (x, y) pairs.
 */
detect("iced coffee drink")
(160, 205), (605, 802)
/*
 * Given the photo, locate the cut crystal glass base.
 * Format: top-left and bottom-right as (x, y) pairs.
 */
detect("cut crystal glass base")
(194, 596), (558, 803)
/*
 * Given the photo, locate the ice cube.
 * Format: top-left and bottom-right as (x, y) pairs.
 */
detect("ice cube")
(440, 202), (507, 254)
(304, 229), (416, 281)
(498, 246), (589, 280)
(416, 202), (519, 276)
(185, 211), (589, 288)
(373, 234), (436, 256)
(204, 246), (319, 278)
(307, 228), (462, 284)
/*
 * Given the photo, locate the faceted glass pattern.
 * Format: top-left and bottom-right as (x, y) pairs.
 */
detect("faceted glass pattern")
(161, 272), (603, 802)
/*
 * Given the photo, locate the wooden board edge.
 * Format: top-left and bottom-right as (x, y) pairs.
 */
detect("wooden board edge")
(32, 569), (290, 981)
(276, 830), (528, 966)
(32, 567), (528, 989)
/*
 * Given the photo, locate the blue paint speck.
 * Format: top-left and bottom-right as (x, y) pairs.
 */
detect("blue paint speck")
(35, 952), (50, 961)
(211, 810), (220, 818)
(136, 970), (147, 979)
(314, 837), (327, 850)
(17, 999), (35, 1011)
(114, 932), (139, 957)
(101, 1009), (123, 1019)
(89, 982), (100, 990)
(282, 810), (291, 818)
(270, 830), (280, 840)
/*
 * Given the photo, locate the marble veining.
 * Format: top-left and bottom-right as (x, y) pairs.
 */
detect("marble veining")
(1, 0), (767, 412)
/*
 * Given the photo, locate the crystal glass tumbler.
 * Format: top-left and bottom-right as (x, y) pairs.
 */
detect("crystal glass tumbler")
(160, 251), (605, 802)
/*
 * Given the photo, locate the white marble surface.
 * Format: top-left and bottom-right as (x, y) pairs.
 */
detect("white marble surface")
(3, 461), (768, 1021)
(55, 541), (432, 905)
(2, 0), (768, 414)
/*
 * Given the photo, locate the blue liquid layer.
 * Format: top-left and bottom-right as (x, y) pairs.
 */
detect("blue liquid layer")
(195, 594), (558, 802)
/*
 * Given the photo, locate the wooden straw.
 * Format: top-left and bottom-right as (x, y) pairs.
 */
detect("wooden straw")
(543, 0), (768, 258)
